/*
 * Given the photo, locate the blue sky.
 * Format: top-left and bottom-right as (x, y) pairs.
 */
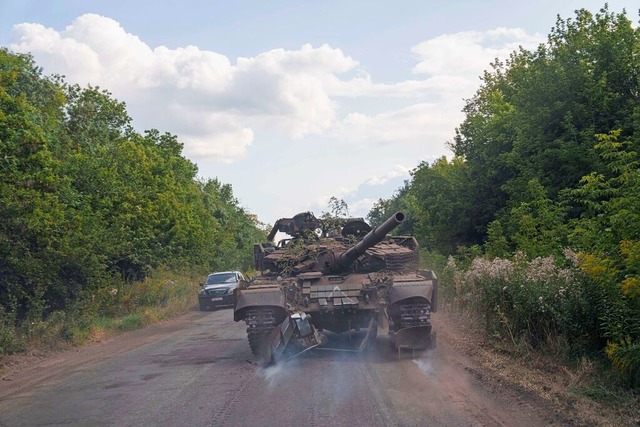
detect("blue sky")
(1, 1), (637, 225)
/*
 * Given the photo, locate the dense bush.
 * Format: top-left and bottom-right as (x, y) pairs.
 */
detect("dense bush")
(443, 252), (600, 352)
(370, 6), (640, 388)
(0, 47), (266, 346)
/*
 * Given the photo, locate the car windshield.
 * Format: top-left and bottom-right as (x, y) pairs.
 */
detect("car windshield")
(205, 273), (237, 285)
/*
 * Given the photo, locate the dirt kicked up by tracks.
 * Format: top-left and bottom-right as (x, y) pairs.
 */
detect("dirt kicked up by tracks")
(0, 308), (633, 426)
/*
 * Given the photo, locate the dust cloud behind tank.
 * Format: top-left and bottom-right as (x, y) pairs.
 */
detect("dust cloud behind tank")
(233, 211), (438, 365)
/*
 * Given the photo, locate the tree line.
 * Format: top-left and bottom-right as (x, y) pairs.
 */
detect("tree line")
(0, 48), (265, 331)
(368, 6), (640, 387)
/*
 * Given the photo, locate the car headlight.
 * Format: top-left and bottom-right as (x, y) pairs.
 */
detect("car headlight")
(199, 289), (206, 295)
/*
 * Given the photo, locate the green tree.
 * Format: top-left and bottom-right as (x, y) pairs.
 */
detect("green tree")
(199, 178), (263, 272)
(0, 48), (75, 319)
(452, 6), (639, 243)
(483, 220), (510, 259)
(507, 179), (570, 259)
(367, 182), (420, 237)
(410, 156), (477, 253)
(0, 48), (265, 329)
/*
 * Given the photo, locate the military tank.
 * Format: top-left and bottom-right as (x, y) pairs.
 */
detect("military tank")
(233, 211), (437, 364)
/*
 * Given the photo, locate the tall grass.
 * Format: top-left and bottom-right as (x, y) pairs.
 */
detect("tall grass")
(0, 269), (202, 356)
(438, 249), (640, 394)
(440, 251), (599, 354)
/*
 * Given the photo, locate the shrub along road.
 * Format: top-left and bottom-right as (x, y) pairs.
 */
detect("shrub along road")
(0, 308), (597, 426)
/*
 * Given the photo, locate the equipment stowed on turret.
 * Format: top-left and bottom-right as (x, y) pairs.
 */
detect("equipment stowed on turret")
(233, 211), (438, 365)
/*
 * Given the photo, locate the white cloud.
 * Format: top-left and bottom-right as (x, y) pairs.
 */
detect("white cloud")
(312, 187), (353, 211)
(411, 27), (544, 77)
(364, 165), (411, 186)
(9, 14), (358, 161)
(326, 27), (544, 148)
(305, 166), (412, 219)
(348, 198), (376, 217)
(334, 102), (462, 146)
(172, 111), (254, 163)
(9, 14), (542, 168)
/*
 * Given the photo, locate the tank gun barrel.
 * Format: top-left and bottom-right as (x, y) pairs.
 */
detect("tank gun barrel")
(336, 212), (405, 269)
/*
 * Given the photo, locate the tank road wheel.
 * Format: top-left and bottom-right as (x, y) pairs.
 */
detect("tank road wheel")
(245, 308), (278, 357)
(247, 330), (266, 356)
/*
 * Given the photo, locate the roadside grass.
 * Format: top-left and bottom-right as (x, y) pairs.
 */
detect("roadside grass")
(438, 305), (640, 426)
(0, 270), (203, 367)
(433, 250), (640, 425)
(569, 363), (640, 424)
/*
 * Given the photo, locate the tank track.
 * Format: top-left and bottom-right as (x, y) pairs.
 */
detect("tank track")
(392, 301), (434, 352)
(399, 301), (431, 328)
(245, 308), (278, 356)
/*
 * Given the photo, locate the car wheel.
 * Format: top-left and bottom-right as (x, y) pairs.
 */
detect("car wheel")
(199, 302), (208, 311)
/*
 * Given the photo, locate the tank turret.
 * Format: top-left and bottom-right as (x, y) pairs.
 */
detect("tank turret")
(254, 212), (409, 275)
(336, 212), (404, 270)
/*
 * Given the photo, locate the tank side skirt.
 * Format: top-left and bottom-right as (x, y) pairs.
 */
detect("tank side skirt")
(234, 287), (286, 322)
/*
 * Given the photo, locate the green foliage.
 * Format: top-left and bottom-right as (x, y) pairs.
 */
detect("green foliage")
(0, 48), (264, 344)
(325, 196), (349, 217)
(410, 157), (478, 252)
(319, 197), (356, 237)
(378, 5), (640, 255)
(569, 130), (640, 385)
(367, 181), (419, 236)
(367, 5), (640, 388)
(606, 338), (640, 388)
(63, 84), (133, 149)
(484, 220), (510, 259)
(0, 48), (77, 318)
(570, 131), (640, 254)
(1, 271), (202, 352)
(0, 306), (25, 354)
(118, 313), (144, 331)
(199, 178), (266, 271)
(507, 179), (570, 259)
(443, 253), (600, 352)
(419, 249), (448, 276)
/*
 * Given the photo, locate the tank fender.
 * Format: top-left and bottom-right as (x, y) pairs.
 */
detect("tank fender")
(388, 281), (435, 308)
(234, 287), (287, 322)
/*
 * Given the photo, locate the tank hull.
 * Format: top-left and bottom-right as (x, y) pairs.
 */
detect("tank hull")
(235, 271), (437, 365)
(233, 211), (438, 365)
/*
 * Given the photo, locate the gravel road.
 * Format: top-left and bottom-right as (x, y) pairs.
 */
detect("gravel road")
(0, 308), (558, 426)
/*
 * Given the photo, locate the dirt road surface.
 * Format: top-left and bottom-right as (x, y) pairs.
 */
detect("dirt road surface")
(0, 309), (564, 426)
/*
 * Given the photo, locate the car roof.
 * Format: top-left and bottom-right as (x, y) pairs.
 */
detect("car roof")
(207, 271), (241, 276)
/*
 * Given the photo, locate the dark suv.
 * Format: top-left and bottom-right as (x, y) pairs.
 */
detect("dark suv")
(198, 271), (245, 311)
